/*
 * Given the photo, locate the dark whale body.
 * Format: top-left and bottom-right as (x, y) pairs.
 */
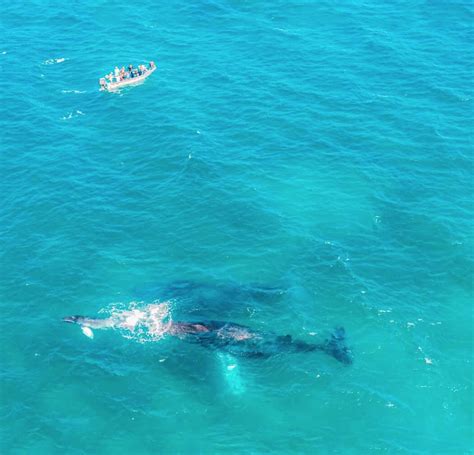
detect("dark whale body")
(171, 321), (352, 364)
(63, 316), (353, 365)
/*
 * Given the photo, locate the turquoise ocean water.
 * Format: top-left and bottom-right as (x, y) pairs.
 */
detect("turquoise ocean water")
(1, 1), (473, 453)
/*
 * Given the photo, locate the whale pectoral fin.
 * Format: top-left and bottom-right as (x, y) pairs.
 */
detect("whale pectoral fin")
(217, 352), (245, 395)
(81, 326), (94, 339)
(332, 326), (345, 340)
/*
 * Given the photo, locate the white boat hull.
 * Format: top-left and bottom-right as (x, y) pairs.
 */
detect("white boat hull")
(102, 66), (156, 92)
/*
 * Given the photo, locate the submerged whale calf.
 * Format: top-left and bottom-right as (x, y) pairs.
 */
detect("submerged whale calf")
(63, 311), (353, 365)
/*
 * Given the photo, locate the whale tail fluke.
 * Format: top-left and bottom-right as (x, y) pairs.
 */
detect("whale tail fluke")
(284, 329), (352, 364)
(322, 327), (353, 365)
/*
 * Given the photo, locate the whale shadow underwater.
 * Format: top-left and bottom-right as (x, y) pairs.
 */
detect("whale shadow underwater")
(63, 313), (353, 365)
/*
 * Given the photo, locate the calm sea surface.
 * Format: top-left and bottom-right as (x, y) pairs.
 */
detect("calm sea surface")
(1, 1), (473, 453)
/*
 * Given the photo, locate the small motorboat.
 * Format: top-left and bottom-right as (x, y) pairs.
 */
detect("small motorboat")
(100, 63), (156, 92)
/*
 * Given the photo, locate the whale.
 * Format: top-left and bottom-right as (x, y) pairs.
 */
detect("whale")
(165, 320), (352, 364)
(63, 313), (353, 365)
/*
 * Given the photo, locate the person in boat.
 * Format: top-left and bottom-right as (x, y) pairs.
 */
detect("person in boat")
(128, 65), (134, 78)
(114, 66), (120, 82)
(99, 78), (107, 90)
(149, 61), (155, 70)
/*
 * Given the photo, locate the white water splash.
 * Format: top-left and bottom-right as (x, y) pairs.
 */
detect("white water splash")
(61, 110), (85, 120)
(102, 301), (173, 343)
(43, 57), (67, 65)
(417, 346), (435, 366)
